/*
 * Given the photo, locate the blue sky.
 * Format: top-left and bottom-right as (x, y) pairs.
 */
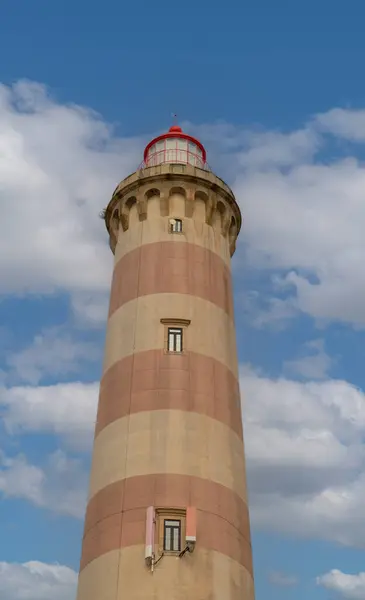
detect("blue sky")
(1, 0), (365, 598)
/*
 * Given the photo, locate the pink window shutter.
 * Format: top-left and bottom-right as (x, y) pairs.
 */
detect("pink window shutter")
(145, 506), (155, 564)
(186, 506), (197, 545)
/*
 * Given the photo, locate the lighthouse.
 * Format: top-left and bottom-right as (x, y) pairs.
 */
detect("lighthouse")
(76, 125), (255, 600)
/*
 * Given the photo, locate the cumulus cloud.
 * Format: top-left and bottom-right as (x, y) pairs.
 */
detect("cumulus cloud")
(212, 114), (365, 331)
(315, 107), (365, 141)
(70, 291), (110, 328)
(5, 326), (100, 385)
(317, 569), (365, 599)
(234, 155), (365, 327)
(0, 449), (88, 518)
(0, 451), (44, 505)
(237, 128), (320, 170)
(283, 338), (334, 380)
(241, 366), (365, 547)
(0, 381), (98, 450)
(0, 560), (77, 600)
(1, 80), (365, 329)
(0, 79), (142, 323)
(197, 109), (365, 329)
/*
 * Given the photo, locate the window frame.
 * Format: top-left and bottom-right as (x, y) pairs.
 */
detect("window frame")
(169, 218), (183, 234)
(167, 327), (183, 353)
(156, 508), (186, 556)
(161, 318), (191, 356)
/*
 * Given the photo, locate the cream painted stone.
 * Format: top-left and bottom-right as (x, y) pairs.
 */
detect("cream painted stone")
(169, 193), (186, 218)
(76, 550), (119, 600)
(103, 294), (238, 377)
(146, 194), (160, 218)
(89, 410), (247, 502)
(129, 202), (139, 228)
(194, 196), (206, 222)
(114, 216), (231, 267)
(77, 547), (254, 600)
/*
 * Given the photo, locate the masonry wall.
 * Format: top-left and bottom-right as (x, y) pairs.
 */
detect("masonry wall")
(76, 176), (255, 600)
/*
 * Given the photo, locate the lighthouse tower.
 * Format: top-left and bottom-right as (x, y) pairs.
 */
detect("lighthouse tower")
(76, 125), (255, 600)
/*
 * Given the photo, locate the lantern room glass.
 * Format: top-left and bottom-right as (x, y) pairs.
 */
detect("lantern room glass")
(145, 137), (204, 168)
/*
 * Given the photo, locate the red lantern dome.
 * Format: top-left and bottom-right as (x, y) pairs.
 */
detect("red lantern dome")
(143, 125), (207, 168)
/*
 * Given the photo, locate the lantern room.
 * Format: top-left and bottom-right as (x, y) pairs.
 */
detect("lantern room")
(143, 125), (207, 169)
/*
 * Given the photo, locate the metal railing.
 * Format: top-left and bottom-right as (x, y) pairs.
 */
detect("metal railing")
(143, 148), (206, 169)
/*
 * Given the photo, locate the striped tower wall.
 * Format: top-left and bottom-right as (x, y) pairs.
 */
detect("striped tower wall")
(76, 164), (255, 600)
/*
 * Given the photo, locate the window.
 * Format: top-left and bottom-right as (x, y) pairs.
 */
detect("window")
(170, 218), (183, 233)
(163, 519), (181, 552)
(161, 319), (190, 354)
(168, 327), (183, 353)
(155, 508), (186, 555)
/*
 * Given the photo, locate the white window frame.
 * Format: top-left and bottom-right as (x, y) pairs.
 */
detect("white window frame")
(168, 327), (183, 353)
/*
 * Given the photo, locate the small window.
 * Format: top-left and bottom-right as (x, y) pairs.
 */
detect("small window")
(163, 519), (181, 552)
(170, 218), (183, 233)
(156, 508), (186, 555)
(168, 327), (183, 353)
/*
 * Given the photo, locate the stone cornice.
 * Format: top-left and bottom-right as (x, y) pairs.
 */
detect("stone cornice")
(103, 164), (242, 239)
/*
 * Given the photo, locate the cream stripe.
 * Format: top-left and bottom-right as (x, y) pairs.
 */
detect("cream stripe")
(114, 216), (231, 267)
(103, 294), (238, 378)
(77, 547), (254, 600)
(89, 410), (247, 502)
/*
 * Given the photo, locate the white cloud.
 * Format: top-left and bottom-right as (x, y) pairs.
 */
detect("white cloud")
(70, 291), (109, 328)
(0, 378), (96, 517)
(315, 107), (365, 141)
(238, 289), (299, 331)
(234, 155), (365, 327)
(283, 338), (334, 380)
(6, 327), (100, 385)
(0, 79), (142, 323)
(268, 570), (298, 587)
(241, 366), (365, 547)
(0, 452), (44, 505)
(200, 108), (365, 329)
(0, 449), (88, 518)
(0, 560), (77, 600)
(0, 381), (98, 450)
(2, 80), (365, 328)
(238, 128), (319, 170)
(317, 569), (365, 599)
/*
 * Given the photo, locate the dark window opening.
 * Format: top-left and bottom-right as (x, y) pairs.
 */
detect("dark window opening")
(171, 218), (183, 233)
